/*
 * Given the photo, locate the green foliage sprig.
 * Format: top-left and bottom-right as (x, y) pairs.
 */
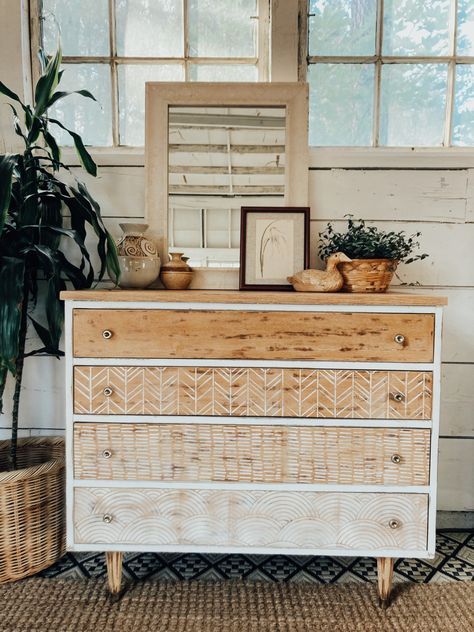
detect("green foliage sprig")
(0, 47), (120, 470)
(318, 217), (429, 264)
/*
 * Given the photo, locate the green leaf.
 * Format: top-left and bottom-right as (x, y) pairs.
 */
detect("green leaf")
(0, 81), (22, 104)
(0, 364), (7, 413)
(0, 256), (25, 375)
(48, 117), (97, 176)
(47, 89), (98, 109)
(34, 47), (62, 117)
(0, 154), (17, 237)
(42, 129), (61, 164)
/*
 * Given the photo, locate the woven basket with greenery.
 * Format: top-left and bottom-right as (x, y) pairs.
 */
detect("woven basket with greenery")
(319, 217), (428, 293)
(0, 437), (65, 583)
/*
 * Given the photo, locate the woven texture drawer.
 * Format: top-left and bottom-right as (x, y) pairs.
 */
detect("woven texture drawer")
(73, 488), (428, 550)
(73, 367), (433, 420)
(72, 309), (434, 362)
(73, 423), (430, 485)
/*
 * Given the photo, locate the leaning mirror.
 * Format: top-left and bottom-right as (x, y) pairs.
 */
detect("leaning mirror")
(145, 83), (309, 287)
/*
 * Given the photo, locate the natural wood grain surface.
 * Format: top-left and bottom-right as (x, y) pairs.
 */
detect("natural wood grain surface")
(105, 552), (122, 595)
(377, 557), (394, 607)
(74, 488), (428, 550)
(74, 366), (433, 420)
(73, 423), (431, 485)
(61, 289), (447, 306)
(72, 309), (435, 362)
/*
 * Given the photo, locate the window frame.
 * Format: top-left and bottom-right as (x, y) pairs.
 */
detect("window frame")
(298, 0), (474, 168)
(30, 0), (271, 150)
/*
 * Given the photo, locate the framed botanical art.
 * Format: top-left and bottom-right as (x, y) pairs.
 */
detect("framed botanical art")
(239, 207), (310, 291)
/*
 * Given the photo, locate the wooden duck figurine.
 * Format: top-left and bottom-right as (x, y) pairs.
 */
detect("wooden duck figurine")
(288, 252), (352, 292)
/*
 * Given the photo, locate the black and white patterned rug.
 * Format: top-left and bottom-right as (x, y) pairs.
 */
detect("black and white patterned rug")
(39, 531), (473, 584)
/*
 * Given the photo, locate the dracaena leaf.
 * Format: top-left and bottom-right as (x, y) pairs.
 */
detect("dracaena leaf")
(48, 89), (98, 109)
(48, 117), (97, 176)
(0, 154), (17, 236)
(34, 47), (62, 116)
(0, 256), (25, 375)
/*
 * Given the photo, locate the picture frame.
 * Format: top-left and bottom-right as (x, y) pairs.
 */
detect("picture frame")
(239, 207), (310, 291)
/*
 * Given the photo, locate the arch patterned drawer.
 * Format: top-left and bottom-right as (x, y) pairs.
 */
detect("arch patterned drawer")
(73, 488), (428, 551)
(73, 366), (433, 420)
(73, 423), (431, 485)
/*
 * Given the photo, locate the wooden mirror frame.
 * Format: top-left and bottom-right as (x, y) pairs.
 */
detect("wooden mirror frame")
(145, 82), (309, 288)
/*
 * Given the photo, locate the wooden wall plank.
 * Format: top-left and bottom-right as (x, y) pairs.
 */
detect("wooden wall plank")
(441, 364), (474, 437)
(309, 169), (468, 222)
(438, 439), (474, 510)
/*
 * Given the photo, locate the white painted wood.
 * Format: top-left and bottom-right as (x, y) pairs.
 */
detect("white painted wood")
(438, 439), (474, 510)
(72, 414), (432, 429)
(440, 364), (474, 437)
(310, 170), (469, 223)
(270, 0), (299, 81)
(64, 302), (75, 550)
(67, 168), (145, 219)
(466, 169), (474, 222)
(308, 147), (474, 169)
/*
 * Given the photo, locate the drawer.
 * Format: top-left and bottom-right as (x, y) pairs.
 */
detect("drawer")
(73, 423), (430, 485)
(74, 366), (433, 420)
(72, 309), (435, 362)
(73, 488), (428, 551)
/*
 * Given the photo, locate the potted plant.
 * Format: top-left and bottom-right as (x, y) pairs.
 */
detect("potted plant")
(318, 217), (428, 293)
(0, 47), (119, 582)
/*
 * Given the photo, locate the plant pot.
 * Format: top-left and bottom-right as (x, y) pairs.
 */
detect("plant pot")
(338, 258), (398, 293)
(0, 436), (65, 583)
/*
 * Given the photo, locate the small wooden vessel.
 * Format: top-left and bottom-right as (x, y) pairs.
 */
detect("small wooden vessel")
(288, 252), (352, 292)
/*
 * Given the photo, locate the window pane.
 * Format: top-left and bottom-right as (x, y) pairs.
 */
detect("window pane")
(188, 0), (257, 57)
(308, 64), (374, 146)
(452, 65), (474, 146)
(49, 64), (112, 146)
(116, 0), (183, 56)
(308, 0), (377, 56)
(458, 0), (474, 55)
(380, 64), (447, 146)
(383, 0), (450, 56)
(189, 64), (257, 81)
(42, 0), (109, 56)
(118, 64), (184, 146)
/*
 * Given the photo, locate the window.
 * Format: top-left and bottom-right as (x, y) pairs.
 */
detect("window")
(34, 0), (269, 146)
(305, 0), (474, 147)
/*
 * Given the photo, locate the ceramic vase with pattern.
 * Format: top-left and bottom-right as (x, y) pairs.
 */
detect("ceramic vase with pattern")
(111, 223), (161, 288)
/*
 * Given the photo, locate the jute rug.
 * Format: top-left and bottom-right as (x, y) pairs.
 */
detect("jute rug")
(0, 579), (472, 632)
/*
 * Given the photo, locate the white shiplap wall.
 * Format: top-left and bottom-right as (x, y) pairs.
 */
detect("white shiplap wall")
(0, 1), (473, 512)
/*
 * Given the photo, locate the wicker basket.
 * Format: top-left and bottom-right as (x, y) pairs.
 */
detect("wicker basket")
(339, 259), (398, 293)
(0, 436), (65, 583)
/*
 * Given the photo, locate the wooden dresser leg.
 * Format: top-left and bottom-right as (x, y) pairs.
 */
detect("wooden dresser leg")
(377, 557), (394, 608)
(106, 552), (123, 598)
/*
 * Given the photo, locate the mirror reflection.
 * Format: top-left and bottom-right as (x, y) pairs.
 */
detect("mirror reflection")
(168, 106), (286, 267)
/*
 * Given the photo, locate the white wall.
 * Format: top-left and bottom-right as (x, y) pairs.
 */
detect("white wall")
(1, 2), (473, 512)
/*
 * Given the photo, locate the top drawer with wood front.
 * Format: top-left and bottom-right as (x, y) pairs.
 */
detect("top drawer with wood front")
(73, 309), (435, 362)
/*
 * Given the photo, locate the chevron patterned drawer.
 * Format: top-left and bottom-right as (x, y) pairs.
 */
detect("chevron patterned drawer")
(73, 423), (430, 485)
(73, 488), (428, 551)
(72, 309), (435, 362)
(73, 366), (433, 420)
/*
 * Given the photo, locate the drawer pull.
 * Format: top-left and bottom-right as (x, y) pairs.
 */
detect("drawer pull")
(391, 454), (402, 464)
(102, 449), (113, 460)
(103, 387), (113, 397)
(391, 392), (405, 403)
(102, 514), (113, 524)
(394, 334), (405, 345)
(388, 519), (401, 530)
(102, 329), (113, 340)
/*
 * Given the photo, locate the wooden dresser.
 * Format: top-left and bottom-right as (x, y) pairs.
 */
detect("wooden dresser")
(62, 290), (446, 605)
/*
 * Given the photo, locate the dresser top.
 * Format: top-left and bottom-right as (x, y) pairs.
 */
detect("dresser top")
(60, 289), (447, 306)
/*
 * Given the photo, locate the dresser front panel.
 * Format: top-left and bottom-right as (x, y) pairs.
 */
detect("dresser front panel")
(74, 366), (433, 420)
(74, 488), (428, 550)
(73, 423), (430, 485)
(72, 309), (434, 362)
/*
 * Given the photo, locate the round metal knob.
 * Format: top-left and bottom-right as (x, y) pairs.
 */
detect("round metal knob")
(102, 329), (113, 339)
(391, 454), (402, 464)
(102, 449), (113, 459)
(388, 519), (400, 530)
(392, 392), (405, 402)
(102, 514), (113, 524)
(394, 334), (405, 345)
(103, 387), (113, 397)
